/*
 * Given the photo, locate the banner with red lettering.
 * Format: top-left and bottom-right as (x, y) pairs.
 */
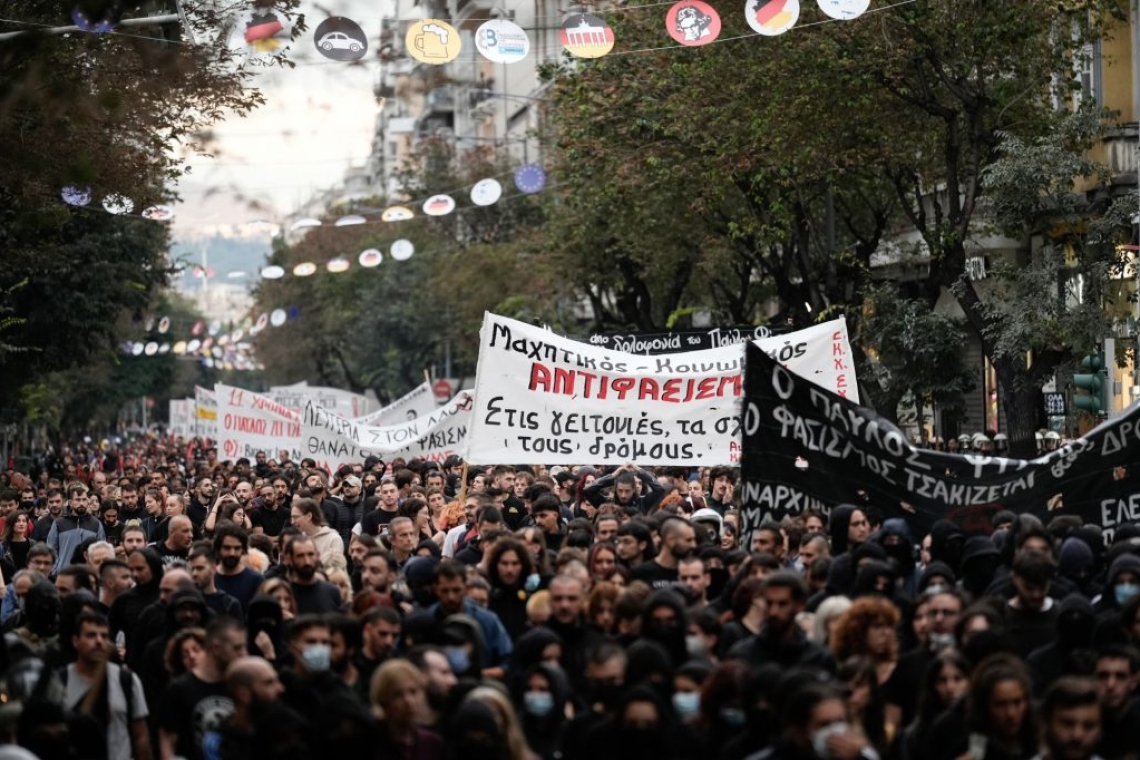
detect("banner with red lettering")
(465, 313), (858, 465)
(215, 384), (303, 462)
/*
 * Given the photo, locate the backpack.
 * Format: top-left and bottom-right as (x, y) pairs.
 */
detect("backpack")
(60, 661), (135, 723)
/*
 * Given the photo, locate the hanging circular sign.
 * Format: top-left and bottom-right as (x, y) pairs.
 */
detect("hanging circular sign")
(158, 343), (171, 354)
(142, 205), (174, 221)
(390, 239), (415, 261)
(173, 341), (187, 355)
(666, 1), (722, 46)
(270, 309), (287, 327)
(359, 249), (383, 267)
(470, 178), (503, 206)
(102, 194), (134, 215)
(232, 8), (293, 57)
(817, 0), (869, 20)
(290, 217), (321, 231)
(423, 194), (456, 216)
(261, 265), (285, 280)
(327, 257), (351, 273)
(187, 339), (202, 352)
(560, 14), (614, 58)
(158, 316), (171, 334)
(313, 16), (368, 61)
(293, 262), (317, 277)
(406, 19), (461, 64)
(131, 343), (145, 356)
(208, 320), (221, 336)
(475, 19), (531, 63)
(382, 206), (414, 222)
(746, 0), (799, 36)
(335, 214), (366, 226)
(61, 187), (91, 206)
(514, 164), (546, 194)
(144, 342), (158, 356)
(256, 313), (269, 331)
(191, 320), (205, 336)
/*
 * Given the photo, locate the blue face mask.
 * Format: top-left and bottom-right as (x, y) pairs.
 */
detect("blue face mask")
(1115, 583), (1140, 606)
(525, 573), (541, 593)
(524, 691), (555, 717)
(301, 643), (331, 672)
(444, 646), (470, 674)
(719, 707), (746, 727)
(672, 691), (700, 718)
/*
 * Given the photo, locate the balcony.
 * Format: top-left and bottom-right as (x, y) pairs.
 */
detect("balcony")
(1102, 123), (1138, 186)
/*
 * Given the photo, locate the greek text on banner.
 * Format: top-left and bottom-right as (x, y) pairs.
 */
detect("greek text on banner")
(464, 313), (859, 466)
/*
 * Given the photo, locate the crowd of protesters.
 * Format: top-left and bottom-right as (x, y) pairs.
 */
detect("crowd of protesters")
(0, 435), (1135, 760)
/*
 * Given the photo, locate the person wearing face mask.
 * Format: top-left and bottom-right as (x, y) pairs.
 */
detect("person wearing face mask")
(280, 615), (357, 714)
(517, 662), (572, 760)
(670, 660), (712, 723)
(632, 517), (697, 589)
(744, 682), (874, 760)
(584, 684), (696, 760)
(695, 660), (753, 756)
(1094, 553), (1140, 619)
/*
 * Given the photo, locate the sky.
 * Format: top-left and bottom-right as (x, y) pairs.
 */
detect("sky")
(171, 0), (390, 236)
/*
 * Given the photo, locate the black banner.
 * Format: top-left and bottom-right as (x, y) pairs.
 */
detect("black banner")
(586, 325), (791, 355)
(740, 342), (1140, 545)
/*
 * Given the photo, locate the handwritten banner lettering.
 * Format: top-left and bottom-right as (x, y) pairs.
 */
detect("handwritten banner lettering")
(465, 313), (858, 466)
(302, 390), (474, 469)
(739, 341), (1140, 545)
(215, 383), (303, 463)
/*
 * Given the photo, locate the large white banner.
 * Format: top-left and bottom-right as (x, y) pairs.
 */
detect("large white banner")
(215, 384), (303, 462)
(302, 390), (474, 469)
(355, 382), (436, 426)
(194, 386), (218, 442)
(268, 384), (375, 418)
(168, 399), (193, 438)
(466, 314), (859, 466)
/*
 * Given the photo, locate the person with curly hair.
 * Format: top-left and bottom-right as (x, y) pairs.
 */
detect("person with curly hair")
(831, 596), (901, 685)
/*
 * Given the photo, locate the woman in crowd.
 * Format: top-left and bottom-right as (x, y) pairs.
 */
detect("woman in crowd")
(289, 497), (347, 572)
(0, 510), (33, 579)
(831, 596), (901, 685)
(900, 650), (971, 760)
(487, 537), (536, 641)
(258, 577), (298, 621)
(372, 659), (444, 760)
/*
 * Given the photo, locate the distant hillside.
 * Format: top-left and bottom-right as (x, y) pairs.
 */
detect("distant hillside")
(169, 233), (273, 290)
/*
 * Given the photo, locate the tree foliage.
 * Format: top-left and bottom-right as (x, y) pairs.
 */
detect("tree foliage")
(0, 0), (302, 425)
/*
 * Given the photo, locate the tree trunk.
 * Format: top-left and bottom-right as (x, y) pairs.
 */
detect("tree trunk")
(993, 355), (1041, 459)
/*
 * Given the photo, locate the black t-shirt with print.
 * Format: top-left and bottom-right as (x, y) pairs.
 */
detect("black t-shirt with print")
(158, 671), (233, 760)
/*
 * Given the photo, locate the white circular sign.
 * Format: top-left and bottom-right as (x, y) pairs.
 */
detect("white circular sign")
(746, 0), (800, 36)
(475, 19), (531, 63)
(261, 265), (285, 279)
(103, 194), (134, 215)
(816, 0), (869, 20)
(359, 249), (383, 267)
(208, 320), (221, 336)
(470, 178), (503, 206)
(327, 257), (351, 273)
(187, 339), (201, 352)
(131, 343), (145, 356)
(390, 239), (415, 261)
(270, 309), (287, 327)
(293, 262), (317, 277)
(423, 194), (456, 216)
(335, 215), (366, 226)
(144, 342), (158, 356)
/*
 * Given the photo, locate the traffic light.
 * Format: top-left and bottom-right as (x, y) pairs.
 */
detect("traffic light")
(1072, 352), (1109, 415)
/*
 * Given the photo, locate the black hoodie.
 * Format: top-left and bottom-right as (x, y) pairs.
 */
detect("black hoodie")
(1095, 553), (1140, 617)
(108, 547), (163, 662)
(1025, 594), (1097, 694)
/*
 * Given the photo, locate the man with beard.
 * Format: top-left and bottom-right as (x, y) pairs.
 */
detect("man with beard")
(1037, 677), (1103, 760)
(189, 544), (244, 622)
(288, 536), (344, 615)
(406, 646), (458, 729)
(250, 480), (289, 537)
(205, 656), (309, 760)
(47, 486), (105, 575)
(728, 572), (834, 672)
(328, 475), (365, 548)
(328, 614), (367, 701)
(356, 606), (401, 688)
(213, 523), (264, 608)
(584, 464), (667, 515)
(31, 486), (70, 542)
(118, 482), (144, 523)
(187, 477), (217, 531)
(631, 517), (695, 589)
(1093, 646), (1140, 759)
